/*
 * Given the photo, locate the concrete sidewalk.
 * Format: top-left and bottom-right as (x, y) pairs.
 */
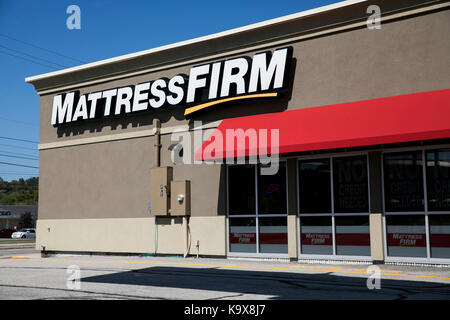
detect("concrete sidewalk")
(0, 239), (36, 250)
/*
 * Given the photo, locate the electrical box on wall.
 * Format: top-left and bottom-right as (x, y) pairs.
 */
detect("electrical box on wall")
(150, 167), (173, 216)
(170, 180), (191, 216)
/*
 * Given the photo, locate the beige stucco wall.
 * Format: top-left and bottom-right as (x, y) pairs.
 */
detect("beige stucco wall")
(38, 134), (226, 220)
(288, 215), (298, 259)
(369, 213), (385, 262)
(188, 216), (227, 256)
(36, 216), (226, 256)
(36, 218), (156, 253)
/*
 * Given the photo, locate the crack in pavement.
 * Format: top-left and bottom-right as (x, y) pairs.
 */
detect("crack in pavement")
(0, 283), (169, 300)
(206, 293), (246, 300)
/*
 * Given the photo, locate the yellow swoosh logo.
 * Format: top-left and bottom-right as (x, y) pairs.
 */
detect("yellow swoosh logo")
(184, 92), (278, 116)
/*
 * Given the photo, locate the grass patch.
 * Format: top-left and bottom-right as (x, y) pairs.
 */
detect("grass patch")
(0, 239), (36, 243)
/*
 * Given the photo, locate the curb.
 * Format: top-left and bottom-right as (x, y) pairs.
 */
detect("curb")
(0, 245), (36, 250)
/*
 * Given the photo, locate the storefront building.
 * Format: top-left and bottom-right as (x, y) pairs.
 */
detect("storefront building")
(0, 205), (38, 230)
(26, 0), (450, 264)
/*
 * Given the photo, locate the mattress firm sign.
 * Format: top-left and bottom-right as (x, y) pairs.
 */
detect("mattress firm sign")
(51, 47), (292, 126)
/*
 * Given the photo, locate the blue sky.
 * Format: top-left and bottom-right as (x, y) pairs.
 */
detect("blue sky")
(0, 0), (340, 181)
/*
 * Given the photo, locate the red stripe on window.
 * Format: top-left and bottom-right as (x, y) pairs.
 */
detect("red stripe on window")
(335, 233), (371, 246)
(387, 233), (427, 247)
(301, 233), (333, 246)
(230, 233), (256, 244)
(230, 233), (288, 245)
(430, 234), (450, 248)
(259, 233), (288, 245)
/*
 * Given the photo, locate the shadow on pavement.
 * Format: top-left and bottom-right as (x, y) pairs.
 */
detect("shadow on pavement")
(81, 266), (450, 300)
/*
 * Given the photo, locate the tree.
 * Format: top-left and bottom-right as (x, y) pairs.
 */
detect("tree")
(0, 177), (38, 205)
(18, 212), (34, 229)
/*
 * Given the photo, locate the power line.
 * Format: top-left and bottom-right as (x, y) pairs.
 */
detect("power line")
(2, 182), (39, 187)
(0, 143), (38, 151)
(0, 154), (39, 161)
(0, 117), (38, 127)
(0, 49), (58, 70)
(0, 171), (38, 174)
(0, 185), (39, 188)
(0, 186), (38, 189)
(0, 116), (39, 128)
(0, 136), (38, 144)
(0, 181), (38, 184)
(0, 44), (69, 68)
(0, 33), (86, 64)
(0, 161), (38, 169)
(0, 173), (38, 176)
(0, 179), (38, 182)
(0, 178), (39, 185)
(0, 181), (39, 184)
(0, 150), (39, 158)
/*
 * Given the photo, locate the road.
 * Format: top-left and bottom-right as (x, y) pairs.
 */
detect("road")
(0, 248), (450, 300)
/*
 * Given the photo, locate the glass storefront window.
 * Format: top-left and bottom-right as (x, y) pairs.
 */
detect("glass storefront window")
(333, 156), (369, 213)
(298, 159), (331, 213)
(227, 148), (450, 261)
(426, 149), (450, 211)
(229, 218), (256, 253)
(383, 152), (424, 212)
(298, 155), (370, 257)
(300, 216), (333, 255)
(228, 165), (255, 215)
(386, 215), (427, 258)
(258, 217), (288, 254)
(429, 215), (450, 259)
(258, 162), (286, 215)
(335, 216), (370, 256)
(227, 162), (288, 255)
(384, 149), (450, 261)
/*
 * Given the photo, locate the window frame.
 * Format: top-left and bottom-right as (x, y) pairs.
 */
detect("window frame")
(296, 152), (372, 261)
(381, 144), (450, 264)
(226, 161), (289, 258)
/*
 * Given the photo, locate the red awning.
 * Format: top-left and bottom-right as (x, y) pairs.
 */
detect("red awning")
(196, 89), (450, 161)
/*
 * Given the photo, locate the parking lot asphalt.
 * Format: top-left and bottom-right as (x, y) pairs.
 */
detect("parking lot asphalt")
(0, 239), (36, 250)
(0, 248), (449, 300)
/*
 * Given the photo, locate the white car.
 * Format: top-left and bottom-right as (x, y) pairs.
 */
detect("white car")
(11, 228), (36, 239)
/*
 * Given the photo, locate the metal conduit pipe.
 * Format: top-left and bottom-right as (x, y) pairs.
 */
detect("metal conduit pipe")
(153, 119), (161, 168)
(153, 119), (161, 255)
(183, 216), (191, 258)
(152, 119), (190, 258)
